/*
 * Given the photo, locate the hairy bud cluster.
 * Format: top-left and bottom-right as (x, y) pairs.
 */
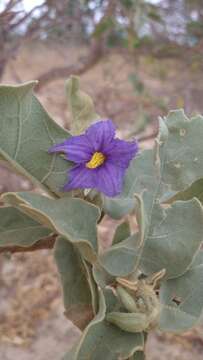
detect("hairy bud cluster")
(106, 274), (163, 333)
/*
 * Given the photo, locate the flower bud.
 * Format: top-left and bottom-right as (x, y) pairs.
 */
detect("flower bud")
(106, 312), (149, 333)
(116, 286), (139, 313)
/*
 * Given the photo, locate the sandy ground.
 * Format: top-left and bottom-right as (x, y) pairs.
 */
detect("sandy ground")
(0, 311), (80, 360)
(1, 41), (203, 359)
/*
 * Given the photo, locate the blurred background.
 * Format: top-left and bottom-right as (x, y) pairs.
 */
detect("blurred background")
(0, 0), (203, 359)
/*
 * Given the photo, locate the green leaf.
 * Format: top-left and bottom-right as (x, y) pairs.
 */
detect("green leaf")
(101, 199), (203, 279)
(102, 196), (135, 220)
(93, 262), (115, 288)
(0, 82), (72, 197)
(132, 351), (145, 360)
(159, 261), (203, 332)
(159, 305), (197, 333)
(2, 192), (101, 262)
(191, 249), (203, 269)
(162, 110), (203, 191)
(103, 110), (203, 220)
(99, 234), (141, 277)
(54, 237), (93, 329)
(134, 194), (146, 247)
(102, 148), (159, 220)
(102, 112), (203, 279)
(112, 221), (131, 245)
(162, 178), (203, 204)
(0, 206), (51, 247)
(140, 199), (203, 279)
(83, 260), (99, 314)
(66, 76), (99, 135)
(70, 290), (144, 360)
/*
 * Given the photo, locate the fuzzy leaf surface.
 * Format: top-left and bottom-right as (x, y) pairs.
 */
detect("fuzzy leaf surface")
(133, 352), (145, 360)
(100, 198), (203, 279)
(140, 199), (203, 279)
(0, 206), (51, 247)
(65, 290), (144, 360)
(103, 110), (203, 219)
(0, 82), (71, 196)
(55, 237), (93, 329)
(102, 149), (157, 220)
(99, 234), (140, 277)
(159, 254), (203, 332)
(2, 192), (100, 262)
(162, 178), (203, 205)
(66, 76), (99, 135)
(112, 221), (131, 245)
(102, 112), (203, 279)
(162, 110), (203, 191)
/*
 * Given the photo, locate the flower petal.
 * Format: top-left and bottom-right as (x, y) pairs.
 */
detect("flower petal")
(106, 139), (139, 168)
(95, 162), (125, 197)
(63, 161), (125, 197)
(63, 164), (97, 191)
(85, 119), (116, 151)
(49, 135), (93, 163)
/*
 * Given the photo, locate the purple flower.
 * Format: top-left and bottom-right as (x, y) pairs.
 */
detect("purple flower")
(49, 120), (138, 197)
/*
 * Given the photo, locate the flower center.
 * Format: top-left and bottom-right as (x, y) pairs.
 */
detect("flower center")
(86, 152), (106, 169)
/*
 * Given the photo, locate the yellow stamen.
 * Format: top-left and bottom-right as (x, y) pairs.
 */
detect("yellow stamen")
(86, 152), (105, 169)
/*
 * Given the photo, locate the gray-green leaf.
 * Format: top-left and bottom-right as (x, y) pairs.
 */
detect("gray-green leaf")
(159, 260), (203, 332)
(112, 221), (131, 245)
(2, 191), (101, 262)
(161, 178), (203, 205)
(54, 237), (93, 329)
(162, 110), (203, 191)
(0, 206), (51, 247)
(71, 290), (144, 360)
(66, 75), (99, 135)
(140, 199), (203, 279)
(100, 198), (203, 279)
(102, 112), (203, 279)
(0, 82), (72, 197)
(99, 234), (141, 277)
(103, 110), (203, 220)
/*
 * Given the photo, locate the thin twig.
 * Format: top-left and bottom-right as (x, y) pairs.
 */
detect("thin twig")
(35, 40), (104, 91)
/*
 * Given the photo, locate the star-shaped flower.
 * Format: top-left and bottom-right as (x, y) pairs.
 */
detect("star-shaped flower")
(49, 119), (138, 197)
